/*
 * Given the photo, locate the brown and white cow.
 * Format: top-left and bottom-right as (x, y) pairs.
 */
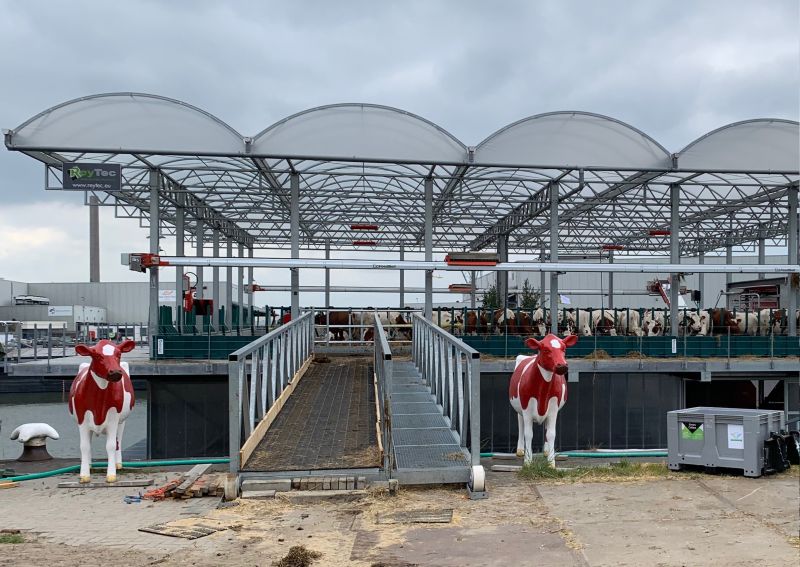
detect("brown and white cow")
(464, 310), (489, 335)
(509, 334), (578, 467)
(492, 308), (517, 335)
(69, 339), (136, 483)
(314, 310), (352, 341)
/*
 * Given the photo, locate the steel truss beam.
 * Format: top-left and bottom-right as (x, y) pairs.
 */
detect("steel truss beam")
(151, 255), (800, 274)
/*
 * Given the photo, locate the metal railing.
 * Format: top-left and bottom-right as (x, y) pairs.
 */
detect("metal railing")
(373, 316), (393, 474)
(227, 311), (314, 472)
(412, 313), (481, 467)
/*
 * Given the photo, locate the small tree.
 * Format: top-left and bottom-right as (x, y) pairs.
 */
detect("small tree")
(520, 278), (540, 310)
(482, 283), (500, 310)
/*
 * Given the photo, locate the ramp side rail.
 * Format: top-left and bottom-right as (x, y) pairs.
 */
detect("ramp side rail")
(228, 311), (314, 472)
(411, 313), (481, 467)
(373, 316), (394, 474)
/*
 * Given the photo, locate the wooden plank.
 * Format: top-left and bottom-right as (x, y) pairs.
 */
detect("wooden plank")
(240, 354), (313, 467)
(490, 464), (522, 472)
(175, 464), (212, 494)
(58, 479), (154, 488)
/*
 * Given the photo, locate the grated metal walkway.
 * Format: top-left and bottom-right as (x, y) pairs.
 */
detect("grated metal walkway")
(390, 361), (469, 484)
(243, 358), (380, 472)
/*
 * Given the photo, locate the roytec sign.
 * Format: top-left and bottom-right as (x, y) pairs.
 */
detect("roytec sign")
(62, 162), (121, 191)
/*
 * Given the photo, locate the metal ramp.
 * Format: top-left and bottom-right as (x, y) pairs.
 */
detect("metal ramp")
(228, 311), (486, 494)
(391, 361), (471, 484)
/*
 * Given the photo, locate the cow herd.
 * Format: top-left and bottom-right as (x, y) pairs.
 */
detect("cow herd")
(281, 306), (800, 342)
(431, 307), (800, 337)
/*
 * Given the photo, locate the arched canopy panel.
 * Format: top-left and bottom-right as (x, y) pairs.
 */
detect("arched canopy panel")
(251, 103), (467, 164)
(474, 111), (672, 169)
(8, 93), (245, 155)
(678, 119), (799, 172)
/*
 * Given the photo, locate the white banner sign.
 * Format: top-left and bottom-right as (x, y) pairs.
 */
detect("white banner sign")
(159, 289), (177, 303)
(47, 305), (73, 317)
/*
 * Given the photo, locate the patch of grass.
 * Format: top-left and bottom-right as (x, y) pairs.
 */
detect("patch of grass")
(0, 534), (24, 544)
(518, 455), (676, 483)
(273, 545), (323, 567)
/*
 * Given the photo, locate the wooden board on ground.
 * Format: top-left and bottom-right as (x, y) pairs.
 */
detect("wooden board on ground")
(139, 521), (226, 540)
(58, 479), (154, 488)
(377, 509), (453, 524)
(490, 464), (522, 472)
(174, 464), (212, 494)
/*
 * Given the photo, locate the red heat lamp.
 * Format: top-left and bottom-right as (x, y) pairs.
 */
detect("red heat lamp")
(648, 229), (671, 237)
(448, 284), (474, 293)
(352, 240), (377, 246)
(349, 224), (379, 231)
(601, 244), (625, 251)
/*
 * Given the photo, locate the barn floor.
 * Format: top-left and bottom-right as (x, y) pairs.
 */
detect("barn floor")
(242, 358), (380, 472)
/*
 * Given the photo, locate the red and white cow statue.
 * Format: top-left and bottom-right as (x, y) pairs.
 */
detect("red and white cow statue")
(69, 339), (136, 483)
(509, 334), (578, 467)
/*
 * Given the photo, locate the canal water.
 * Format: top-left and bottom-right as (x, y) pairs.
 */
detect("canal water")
(0, 392), (147, 460)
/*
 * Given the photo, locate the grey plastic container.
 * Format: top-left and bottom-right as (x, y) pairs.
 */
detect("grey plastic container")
(667, 406), (785, 477)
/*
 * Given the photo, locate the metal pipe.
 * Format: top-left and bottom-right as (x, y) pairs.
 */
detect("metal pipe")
(238, 243), (245, 330)
(758, 238), (766, 280)
(607, 250), (614, 310)
(424, 176), (433, 319)
(290, 172), (300, 319)
(248, 246), (254, 333)
(325, 240), (331, 308)
(195, 220), (204, 334)
(549, 181), (560, 334)
(175, 199), (184, 332)
(788, 184), (798, 336)
(212, 229), (220, 330)
(399, 243), (405, 308)
(89, 196), (100, 282)
(698, 250), (705, 309)
(148, 170), (160, 350)
(670, 184), (680, 338)
(497, 234), (508, 307)
(153, 256), (800, 274)
(225, 238), (233, 331)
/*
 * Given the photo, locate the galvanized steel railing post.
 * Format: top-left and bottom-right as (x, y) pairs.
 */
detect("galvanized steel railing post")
(228, 354), (241, 473)
(469, 353), (481, 466)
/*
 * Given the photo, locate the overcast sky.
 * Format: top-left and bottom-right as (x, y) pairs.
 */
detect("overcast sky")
(0, 1), (797, 306)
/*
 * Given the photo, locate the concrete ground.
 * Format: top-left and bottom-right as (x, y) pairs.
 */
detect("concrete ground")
(0, 462), (797, 566)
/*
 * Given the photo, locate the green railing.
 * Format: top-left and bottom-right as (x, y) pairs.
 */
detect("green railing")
(461, 334), (800, 358)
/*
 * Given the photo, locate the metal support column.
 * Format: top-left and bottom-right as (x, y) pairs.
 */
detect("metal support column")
(290, 172), (300, 319)
(89, 195), (100, 282)
(424, 176), (433, 319)
(148, 171), (160, 351)
(788, 184), (798, 336)
(325, 240), (331, 308)
(174, 201), (185, 332)
(607, 250), (614, 309)
(399, 243), (405, 308)
(238, 243), (245, 329)
(725, 241), (733, 308)
(225, 239), (233, 331)
(497, 234), (508, 307)
(540, 248), (547, 309)
(758, 238), (766, 280)
(248, 246), (254, 332)
(549, 183), (559, 334)
(195, 220), (204, 333)
(212, 229), (220, 330)
(670, 184), (680, 337)
(697, 251), (705, 309)
(470, 271), (476, 309)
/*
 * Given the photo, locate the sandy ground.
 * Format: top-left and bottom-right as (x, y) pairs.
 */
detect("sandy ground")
(1, 463), (798, 566)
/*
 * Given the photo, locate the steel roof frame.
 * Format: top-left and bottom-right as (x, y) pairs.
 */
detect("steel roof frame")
(16, 146), (799, 256)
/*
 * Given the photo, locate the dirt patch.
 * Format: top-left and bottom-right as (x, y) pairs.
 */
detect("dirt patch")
(518, 456), (696, 483)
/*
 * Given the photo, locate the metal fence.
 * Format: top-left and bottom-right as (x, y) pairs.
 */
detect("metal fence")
(412, 313), (481, 468)
(227, 311), (314, 472)
(373, 316), (393, 474)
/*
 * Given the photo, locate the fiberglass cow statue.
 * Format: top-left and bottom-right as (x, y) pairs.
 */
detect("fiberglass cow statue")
(509, 334), (578, 467)
(69, 339), (136, 483)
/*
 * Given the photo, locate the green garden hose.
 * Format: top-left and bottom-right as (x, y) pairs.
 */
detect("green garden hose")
(2, 458), (230, 483)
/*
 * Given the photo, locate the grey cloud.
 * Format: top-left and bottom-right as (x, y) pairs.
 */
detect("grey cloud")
(0, 0), (797, 205)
